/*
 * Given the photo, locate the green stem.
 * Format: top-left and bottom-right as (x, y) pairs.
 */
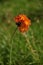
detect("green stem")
(9, 27), (17, 65)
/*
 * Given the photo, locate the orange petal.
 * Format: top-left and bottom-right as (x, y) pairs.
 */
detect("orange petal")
(14, 14), (31, 32)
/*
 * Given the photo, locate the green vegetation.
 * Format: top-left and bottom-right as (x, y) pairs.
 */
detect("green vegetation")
(0, 0), (43, 65)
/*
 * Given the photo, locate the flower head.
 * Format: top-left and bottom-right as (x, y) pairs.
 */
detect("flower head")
(14, 14), (31, 32)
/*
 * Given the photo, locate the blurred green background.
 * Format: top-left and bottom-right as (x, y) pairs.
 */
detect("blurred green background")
(0, 0), (43, 65)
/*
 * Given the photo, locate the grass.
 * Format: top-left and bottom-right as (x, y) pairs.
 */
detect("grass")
(0, 0), (43, 65)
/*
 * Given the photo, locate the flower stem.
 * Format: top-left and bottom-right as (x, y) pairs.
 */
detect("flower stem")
(9, 27), (17, 65)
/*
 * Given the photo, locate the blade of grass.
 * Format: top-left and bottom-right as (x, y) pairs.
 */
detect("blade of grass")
(22, 32), (40, 62)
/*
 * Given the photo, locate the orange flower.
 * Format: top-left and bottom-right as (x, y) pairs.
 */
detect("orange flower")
(14, 14), (31, 32)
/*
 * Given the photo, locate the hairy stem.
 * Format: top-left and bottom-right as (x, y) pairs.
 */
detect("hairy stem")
(9, 28), (17, 65)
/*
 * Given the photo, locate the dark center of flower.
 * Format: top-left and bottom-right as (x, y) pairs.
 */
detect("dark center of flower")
(16, 22), (22, 27)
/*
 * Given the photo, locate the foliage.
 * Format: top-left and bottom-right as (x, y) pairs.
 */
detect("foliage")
(0, 0), (43, 65)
